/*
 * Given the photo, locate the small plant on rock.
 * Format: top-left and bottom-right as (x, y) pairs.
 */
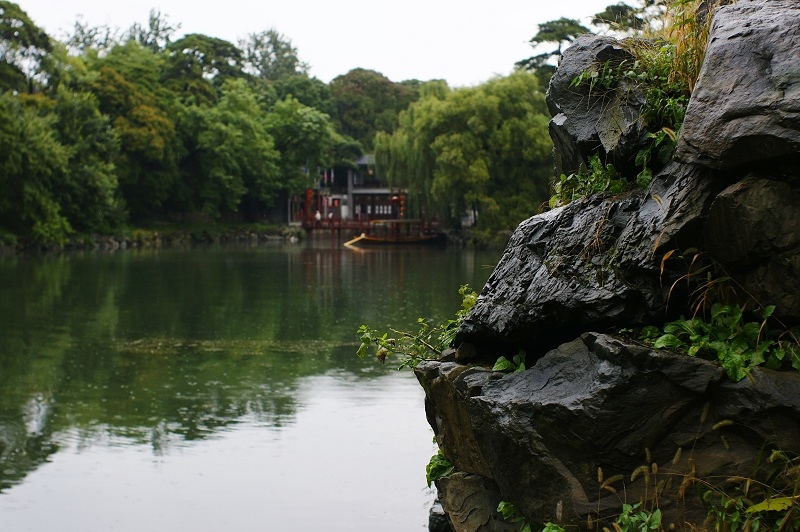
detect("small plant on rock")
(549, 154), (628, 208)
(493, 352), (526, 373)
(497, 500), (535, 532)
(425, 450), (454, 487)
(356, 284), (478, 369)
(700, 449), (800, 530)
(612, 502), (662, 531)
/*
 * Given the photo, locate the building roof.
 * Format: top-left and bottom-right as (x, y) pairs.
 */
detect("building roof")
(356, 154), (376, 166)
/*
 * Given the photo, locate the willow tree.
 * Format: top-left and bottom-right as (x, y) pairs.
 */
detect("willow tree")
(376, 71), (553, 231)
(374, 101), (436, 220)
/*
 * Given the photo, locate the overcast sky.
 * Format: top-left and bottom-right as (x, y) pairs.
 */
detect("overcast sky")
(21, 0), (613, 87)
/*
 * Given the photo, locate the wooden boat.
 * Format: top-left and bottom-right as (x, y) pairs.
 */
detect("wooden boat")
(344, 219), (445, 247)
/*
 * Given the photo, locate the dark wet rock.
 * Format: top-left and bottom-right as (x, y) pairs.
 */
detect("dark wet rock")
(675, 0), (800, 168)
(457, 0), (800, 358)
(429, 4), (800, 530)
(435, 472), (519, 532)
(455, 162), (724, 360)
(546, 34), (649, 179)
(703, 175), (800, 321)
(417, 334), (800, 529)
(428, 499), (455, 532)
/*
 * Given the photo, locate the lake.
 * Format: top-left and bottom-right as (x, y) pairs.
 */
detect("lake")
(0, 239), (500, 531)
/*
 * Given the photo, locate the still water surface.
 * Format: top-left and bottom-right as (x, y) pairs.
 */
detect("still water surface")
(0, 241), (499, 531)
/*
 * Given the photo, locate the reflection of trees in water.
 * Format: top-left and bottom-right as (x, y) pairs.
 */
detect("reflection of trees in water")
(0, 395), (61, 492)
(0, 343), (315, 490)
(0, 246), (498, 491)
(0, 339), (389, 491)
(290, 245), (492, 342)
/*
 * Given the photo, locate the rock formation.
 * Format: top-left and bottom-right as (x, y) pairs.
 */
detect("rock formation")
(421, 334), (800, 529)
(675, 0), (800, 169)
(418, 1), (800, 530)
(545, 34), (648, 179)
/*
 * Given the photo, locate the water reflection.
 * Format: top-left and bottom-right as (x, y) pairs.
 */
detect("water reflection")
(0, 242), (499, 529)
(2, 371), (437, 531)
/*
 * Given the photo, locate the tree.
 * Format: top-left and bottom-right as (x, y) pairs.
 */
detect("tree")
(89, 41), (181, 221)
(0, 92), (71, 243)
(126, 9), (180, 53)
(264, 95), (337, 193)
(591, 1), (669, 35)
(162, 34), (245, 105)
(0, 1), (52, 92)
(239, 29), (308, 81)
(592, 3), (646, 32)
(376, 72), (553, 231)
(265, 74), (333, 115)
(516, 17), (590, 86)
(176, 79), (281, 217)
(50, 87), (123, 233)
(64, 16), (119, 56)
(329, 68), (420, 151)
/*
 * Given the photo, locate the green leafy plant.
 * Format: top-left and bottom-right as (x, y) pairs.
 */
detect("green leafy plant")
(591, 432), (800, 531)
(563, 37), (694, 200)
(493, 352), (526, 373)
(634, 127), (677, 188)
(497, 500), (534, 532)
(569, 58), (632, 95)
(541, 523), (567, 532)
(425, 450), (454, 488)
(639, 304), (800, 382)
(632, 42), (691, 130)
(612, 502), (662, 531)
(356, 284), (477, 369)
(549, 154), (628, 208)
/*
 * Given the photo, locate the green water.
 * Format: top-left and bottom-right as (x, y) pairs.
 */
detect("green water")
(0, 241), (499, 531)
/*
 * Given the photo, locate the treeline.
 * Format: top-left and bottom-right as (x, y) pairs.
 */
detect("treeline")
(0, 2), (560, 246)
(375, 73), (553, 234)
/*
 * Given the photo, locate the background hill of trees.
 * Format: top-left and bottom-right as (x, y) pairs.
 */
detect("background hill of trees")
(0, 1), (569, 246)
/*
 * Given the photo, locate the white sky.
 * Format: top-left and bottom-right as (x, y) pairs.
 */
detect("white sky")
(20, 0), (613, 87)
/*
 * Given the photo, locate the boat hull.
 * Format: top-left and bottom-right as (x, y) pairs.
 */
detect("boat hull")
(347, 233), (446, 246)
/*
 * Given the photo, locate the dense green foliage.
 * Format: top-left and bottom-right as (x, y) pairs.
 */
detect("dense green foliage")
(375, 71), (553, 234)
(0, 2), (574, 247)
(328, 68), (421, 151)
(639, 304), (800, 382)
(0, 3), (427, 245)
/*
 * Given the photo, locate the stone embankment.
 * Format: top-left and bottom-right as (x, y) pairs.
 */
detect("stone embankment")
(1, 226), (303, 255)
